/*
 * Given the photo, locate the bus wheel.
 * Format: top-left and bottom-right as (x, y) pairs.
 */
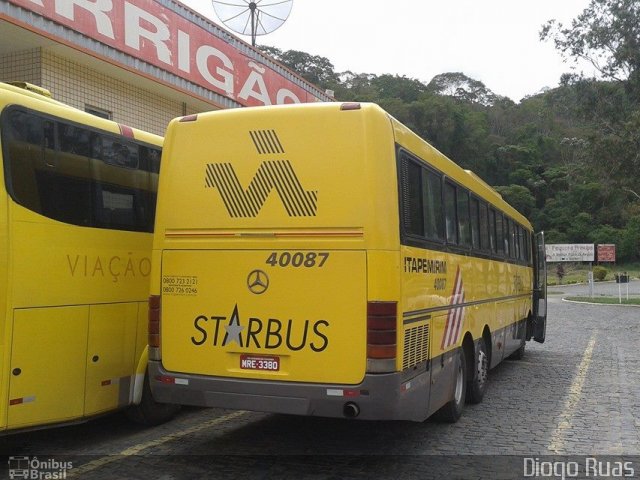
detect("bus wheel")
(126, 374), (180, 426)
(435, 348), (467, 423)
(467, 337), (488, 404)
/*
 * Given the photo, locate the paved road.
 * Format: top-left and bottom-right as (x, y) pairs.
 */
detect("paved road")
(1, 288), (639, 479)
(557, 278), (640, 298)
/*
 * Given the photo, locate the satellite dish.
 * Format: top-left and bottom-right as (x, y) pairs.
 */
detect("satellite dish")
(211, 1), (294, 47)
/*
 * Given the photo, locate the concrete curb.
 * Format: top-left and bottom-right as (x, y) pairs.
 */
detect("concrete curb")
(561, 297), (640, 308)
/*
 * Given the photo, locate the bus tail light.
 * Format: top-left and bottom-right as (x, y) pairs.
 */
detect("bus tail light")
(148, 295), (161, 361)
(367, 301), (397, 373)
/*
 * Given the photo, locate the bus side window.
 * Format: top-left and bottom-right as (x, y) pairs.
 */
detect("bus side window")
(518, 225), (526, 261)
(444, 181), (457, 245)
(58, 124), (92, 156)
(103, 137), (139, 168)
(479, 201), (489, 251)
(488, 208), (496, 253)
(6, 109), (44, 147)
(423, 169), (443, 241)
(43, 120), (55, 150)
(400, 157), (424, 237)
(495, 211), (504, 255)
(90, 132), (103, 160)
(457, 187), (470, 247)
(140, 146), (161, 173)
(123, 142), (139, 168)
(7, 110), (27, 141)
(36, 121), (92, 226)
(3, 109), (43, 211)
(470, 196), (480, 250)
(510, 221), (515, 258)
(92, 141), (150, 232)
(504, 219), (510, 257)
(151, 148), (161, 173)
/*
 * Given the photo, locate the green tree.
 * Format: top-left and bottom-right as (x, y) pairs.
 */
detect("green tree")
(427, 72), (499, 106)
(589, 224), (621, 245)
(540, 0), (640, 239)
(494, 185), (535, 217)
(260, 46), (340, 88)
(371, 74), (427, 103)
(337, 71), (378, 100)
(566, 212), (593, 241)
(619, 216), (640, 261)
(540, 0), (640, 89)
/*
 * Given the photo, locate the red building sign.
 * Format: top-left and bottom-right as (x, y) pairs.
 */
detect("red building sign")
(597, 244), (616, 263)
(6, 0), (321, 106)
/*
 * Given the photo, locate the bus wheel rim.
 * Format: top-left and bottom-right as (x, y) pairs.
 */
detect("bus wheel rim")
(454, 361), (464, 404)
(477, 349), (488, 387)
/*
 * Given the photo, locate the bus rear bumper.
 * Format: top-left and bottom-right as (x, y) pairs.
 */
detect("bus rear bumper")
(149, 361), (431, 422)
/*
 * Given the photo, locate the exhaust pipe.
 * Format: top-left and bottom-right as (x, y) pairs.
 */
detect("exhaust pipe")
(343, 402), (360, 418)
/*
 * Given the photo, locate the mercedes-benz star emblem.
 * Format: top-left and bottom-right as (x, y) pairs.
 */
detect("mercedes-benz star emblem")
(247, 269), (269, 294)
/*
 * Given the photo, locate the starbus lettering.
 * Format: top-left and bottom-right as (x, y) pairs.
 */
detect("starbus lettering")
(191, 304), (330, 352)
(66, 253), (151, 282)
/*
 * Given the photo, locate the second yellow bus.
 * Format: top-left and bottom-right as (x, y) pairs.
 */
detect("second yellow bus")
(0, 82), (177, 433)
(149, 102), (547, 422)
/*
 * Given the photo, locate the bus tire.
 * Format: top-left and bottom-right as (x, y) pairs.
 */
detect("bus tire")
(434, 348), (467, 423)
(467, 337), (488, 404)
(126, 374), (180, 426)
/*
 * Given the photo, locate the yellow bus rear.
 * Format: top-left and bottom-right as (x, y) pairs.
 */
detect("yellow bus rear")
(149, 102), (546, 421)
(0, 82), (176, 433)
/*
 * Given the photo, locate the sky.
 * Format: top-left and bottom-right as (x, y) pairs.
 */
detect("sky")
(180, 0), (595, 102)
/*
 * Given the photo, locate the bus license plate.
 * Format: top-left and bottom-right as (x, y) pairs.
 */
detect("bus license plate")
(240, 355), (280, 372)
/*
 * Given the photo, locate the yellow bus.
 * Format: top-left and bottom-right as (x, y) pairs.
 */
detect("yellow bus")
(0, 82), (177, 433)
(149, 102), (547, 422)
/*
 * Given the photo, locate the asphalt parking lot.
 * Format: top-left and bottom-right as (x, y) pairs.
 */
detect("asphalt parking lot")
(2, 282), (639, 479)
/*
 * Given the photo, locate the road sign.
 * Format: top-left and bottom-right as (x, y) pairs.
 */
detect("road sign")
(597, 244), (616, 262)
(545, 244), (595, 262)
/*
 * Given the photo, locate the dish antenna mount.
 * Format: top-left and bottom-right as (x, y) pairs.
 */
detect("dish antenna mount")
(211, 1), (294, 47)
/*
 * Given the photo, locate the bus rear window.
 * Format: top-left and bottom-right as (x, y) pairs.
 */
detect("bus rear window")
(1, 107), (160, 232)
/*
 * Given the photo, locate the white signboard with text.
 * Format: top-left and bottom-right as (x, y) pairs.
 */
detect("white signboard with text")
(545, 244), (595, 262)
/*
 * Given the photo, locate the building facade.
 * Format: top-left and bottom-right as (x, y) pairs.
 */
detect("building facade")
(0, 0), (332, 136)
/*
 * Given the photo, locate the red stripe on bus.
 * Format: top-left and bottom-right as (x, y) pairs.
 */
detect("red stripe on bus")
(118, 124), (134, 138)
(442, 267), (464, 349)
